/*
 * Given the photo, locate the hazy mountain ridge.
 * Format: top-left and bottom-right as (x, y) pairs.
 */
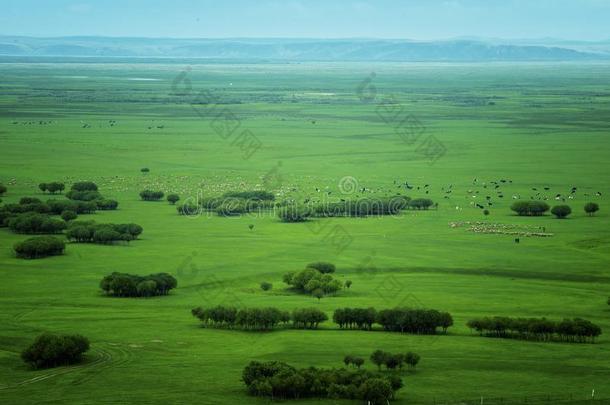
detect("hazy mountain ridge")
(0, 36), (608, 61)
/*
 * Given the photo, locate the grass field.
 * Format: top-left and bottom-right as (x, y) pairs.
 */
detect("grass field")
(0, 61), (609, 404)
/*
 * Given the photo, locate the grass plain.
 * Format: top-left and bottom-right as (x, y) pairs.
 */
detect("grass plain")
(0, 61), (609, 404)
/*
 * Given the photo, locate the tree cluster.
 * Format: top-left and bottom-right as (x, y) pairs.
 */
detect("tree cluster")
(21, 333), (89, 369)
(8, 212), (66, 234)
(510, 201), (550, 216)
(14, 236), (66, 259)
(191, 305), (328, 331)
(370, 350), (420, 371)
(333, 307), (453, 335)
(311, 196), (410, 217)
(100, 272), (177, 297)
(466, 316), (602, 343)
(139, 190), (164, 201)
(551, 205), (572, 219)
(223, 190), (275, 201)
(278, 205), (311, 222)
(242, 361), (402, 403)
(64, 182), (118, 209)
(283, 266), (343, 297)
(39, 182), (65, 194)
(66, 221), (143, 244)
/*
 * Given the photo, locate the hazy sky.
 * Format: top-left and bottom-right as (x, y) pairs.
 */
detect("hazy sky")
(2, 0), (610, 40)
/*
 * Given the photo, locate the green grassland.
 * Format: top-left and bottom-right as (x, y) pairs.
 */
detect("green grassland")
(0, 61), (609, 404)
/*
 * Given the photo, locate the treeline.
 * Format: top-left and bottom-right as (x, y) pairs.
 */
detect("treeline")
(21, 333), (89, 369)
(191, 306), (327, 331)
(100, 272), (177, 297)
(467, 316), (602, 343)
(14, 236), (66, 259)
(243, 361), (402, 402)
(66, 221), (143, 244)
(334, 307), (453, 335)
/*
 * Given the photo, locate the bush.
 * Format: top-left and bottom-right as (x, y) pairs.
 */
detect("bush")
(260, 281), (272, 291)
(14, 236), (65, 259)
(584, 202), (599, 216)
(100, 272), (177, 297)
(8, 213), (66, 234)
(0, 184), (7, 196)
(167, 194), (180, 205)
(61, 210), (77, 221)
(20, 197), (42, 205)
(141, 168), (150, 173)
(306, 262), (336, 273)
(551, 205), (572, 219)
(139, 190), (164, 201)
(511, 201), (550, 216)
(21, 333), (89, 369)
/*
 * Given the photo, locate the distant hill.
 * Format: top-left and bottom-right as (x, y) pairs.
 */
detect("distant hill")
(0, 36), (608, 61)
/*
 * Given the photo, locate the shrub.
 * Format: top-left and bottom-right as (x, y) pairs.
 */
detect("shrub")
(177, 202), (200, 216)
(0, 184), (7, 196)
(14, 236), (65, 259)
(167, 194), (180, 205)
(584, 202), (599, 216)
(140, 168), (150, 173)
(306, 262), (336, 273)
(61, 210), (77, 221)
(100, 272), (177, 297)
(139, 190), (164, 201)
(21, 333), (89, 369)
(260, 281), (272, 291)
(551, 205), (572, 219)
(20, 197), (42, 205)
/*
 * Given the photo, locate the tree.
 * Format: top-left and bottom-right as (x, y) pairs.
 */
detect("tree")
(61, 210), (77, 221)
(370, 350), (387, 371)
(384, 354), (401, 370)
(0, 184), (7, 196)
(312, 289), (324, 302)
(584, 202), (599, 217)
(359, 378), (393, 404)
(39, 183), (48, 193)
(345, 280), (352, 289)
(511, 201), (550, 216)
(343, 355), (354, 367)
(352, 357), (364, 369)
(483, 209), (490, 216)
(167, 194), (180, 205)
(551, 205), (572, 219)
(21, 333), (89, 369)
(14, 236), (65, 259)
(141, 168), (150, 173)
(405, 352), (420, 370)
(260, 281), (272, 291)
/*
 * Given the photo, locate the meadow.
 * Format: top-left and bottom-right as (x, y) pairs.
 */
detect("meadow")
(0, 60), (609, 404)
